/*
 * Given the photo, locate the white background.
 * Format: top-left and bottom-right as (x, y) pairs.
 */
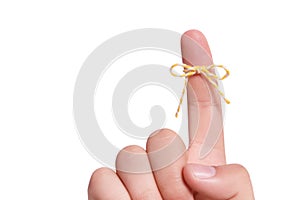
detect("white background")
(1, 0), (300, 199)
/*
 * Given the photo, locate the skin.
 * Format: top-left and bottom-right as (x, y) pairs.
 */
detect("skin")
(88, 30), (255, 200)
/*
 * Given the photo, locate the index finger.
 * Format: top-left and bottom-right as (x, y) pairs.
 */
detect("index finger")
(181, 30), (226, 165)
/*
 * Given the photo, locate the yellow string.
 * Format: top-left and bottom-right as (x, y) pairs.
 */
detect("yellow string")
(170, 63), (230, 118)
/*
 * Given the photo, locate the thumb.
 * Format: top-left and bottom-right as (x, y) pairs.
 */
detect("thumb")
(183, 164), (254, 199)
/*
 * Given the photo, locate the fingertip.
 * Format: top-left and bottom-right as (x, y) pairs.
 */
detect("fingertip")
(146, 129), (186, 171)
(88, 167), (130, 200)
(183, 164), (254, 199)
(89, 167), (115, 190)
(181, 29), (212, 64)
(116, 145), (151, 173)
(146, 128), (178, 150)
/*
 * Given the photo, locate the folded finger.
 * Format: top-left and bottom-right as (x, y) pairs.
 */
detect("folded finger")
(88, 168), (130, 200)
(146, 129), (193, 200)
(116, 145), (162, 200)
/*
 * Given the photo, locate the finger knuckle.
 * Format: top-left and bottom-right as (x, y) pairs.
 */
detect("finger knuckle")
(88, 168), (114, 195)
(231, 163), (250, 177)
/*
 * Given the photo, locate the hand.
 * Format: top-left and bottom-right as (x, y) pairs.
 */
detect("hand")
(88, 30), (255, 200)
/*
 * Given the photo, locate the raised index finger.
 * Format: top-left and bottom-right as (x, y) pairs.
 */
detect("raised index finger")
(181, 30), (226, 165)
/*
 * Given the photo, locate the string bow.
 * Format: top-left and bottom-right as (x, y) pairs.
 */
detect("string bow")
(170, 63), (230, 118)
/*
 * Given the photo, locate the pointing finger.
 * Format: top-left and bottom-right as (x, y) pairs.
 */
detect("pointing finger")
(181, 30), (226, 165)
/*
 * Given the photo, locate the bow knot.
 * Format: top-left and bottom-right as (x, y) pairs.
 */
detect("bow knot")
(170, 63), (230, 118)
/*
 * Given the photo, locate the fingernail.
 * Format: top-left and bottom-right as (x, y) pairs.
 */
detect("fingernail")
(190, 164), (216, 179)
